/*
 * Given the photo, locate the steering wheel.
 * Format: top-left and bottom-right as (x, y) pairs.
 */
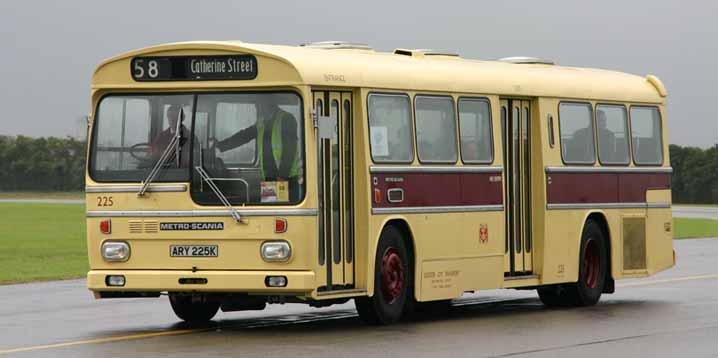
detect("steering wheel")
(129, 142), (153, 161)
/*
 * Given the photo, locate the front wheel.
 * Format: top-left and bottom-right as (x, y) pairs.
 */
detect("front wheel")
(169, 293), (220, 323)
(355, 226), (411, 325)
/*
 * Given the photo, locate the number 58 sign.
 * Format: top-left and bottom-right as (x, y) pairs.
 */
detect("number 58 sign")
(131, 58), (170, 81)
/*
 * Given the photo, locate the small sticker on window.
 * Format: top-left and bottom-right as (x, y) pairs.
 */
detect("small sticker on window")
(261, 181), (288, 202)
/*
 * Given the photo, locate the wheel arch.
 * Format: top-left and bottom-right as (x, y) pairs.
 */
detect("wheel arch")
(366, 217), (416, 297)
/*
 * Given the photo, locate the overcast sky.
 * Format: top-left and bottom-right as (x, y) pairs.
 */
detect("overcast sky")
(1, 0), (715, 146)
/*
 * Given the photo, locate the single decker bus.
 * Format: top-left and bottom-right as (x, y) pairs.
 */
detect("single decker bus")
(86, 40), (675, 324)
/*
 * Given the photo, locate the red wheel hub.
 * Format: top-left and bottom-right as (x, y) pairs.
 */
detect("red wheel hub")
(582, 238), (601, 289)
(381, 248), (404, 304)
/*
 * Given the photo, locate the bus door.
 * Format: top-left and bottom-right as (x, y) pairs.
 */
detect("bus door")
(313, 91), (355, 290)
(501, 99), (533, 276)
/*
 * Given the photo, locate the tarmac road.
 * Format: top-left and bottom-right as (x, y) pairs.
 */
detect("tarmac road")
(672, 205), (718, 219)
(1, 239), (717, 357)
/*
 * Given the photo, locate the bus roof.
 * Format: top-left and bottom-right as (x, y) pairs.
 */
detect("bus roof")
(93, 41), (665, 104)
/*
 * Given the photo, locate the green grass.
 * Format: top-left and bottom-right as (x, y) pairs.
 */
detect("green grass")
(0, 191), (84, 200)
(0, 203), (87, 284)
(673, 218), (718, 239)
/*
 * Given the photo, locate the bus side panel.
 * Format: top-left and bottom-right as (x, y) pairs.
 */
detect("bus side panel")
(413, 212), (504, 302)
(542, 210), (582, 285)
(646, 189), (675, 274)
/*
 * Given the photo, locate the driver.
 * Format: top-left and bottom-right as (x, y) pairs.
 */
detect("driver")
(150, 104), (192, 167)
(215, 95), (300, 202)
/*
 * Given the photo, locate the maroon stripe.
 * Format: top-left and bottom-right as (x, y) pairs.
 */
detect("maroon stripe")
(371, 172), (503, 208)
(546, 172), (671, 204)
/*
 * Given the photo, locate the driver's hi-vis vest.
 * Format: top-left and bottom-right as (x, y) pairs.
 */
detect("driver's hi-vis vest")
(255, 111), (299, 180)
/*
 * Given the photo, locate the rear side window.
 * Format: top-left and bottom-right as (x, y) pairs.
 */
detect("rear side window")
(414, 96), (457, 163)
(559, 102), (595, 164)
(595, 104), (630, 165)
(458, 98), (493, 163)
(630, 106), (663, 165)
(368, 94), (414, 163)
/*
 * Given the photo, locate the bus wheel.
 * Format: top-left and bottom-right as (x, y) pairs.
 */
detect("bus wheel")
(169, 293), (220, 323)
(537, 219), (607, 307)
(573, 219), (607, 306)
(355, 226), (410, 325)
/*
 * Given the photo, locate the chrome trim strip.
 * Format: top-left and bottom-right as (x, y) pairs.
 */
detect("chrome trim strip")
(86, 208), (319, 218)
(316, 289), (367, 297)
(85, 185), (187, 193)
(546, 202), (671, 210)
(370, 166), (503, 174)
(545, 166), (673, 174)
(646, 202), (672, 209)
(372, 204), (503, 215)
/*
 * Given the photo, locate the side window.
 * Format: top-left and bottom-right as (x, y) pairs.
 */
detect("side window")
(215, 102), (257, 165)
(415, 95), (457, 163)
(630, 106), (663, 165)
(559, 102), (595, 164)
(458, 98), (493, 163)
(595, 104), (630, 165)
(367, 94), (413, 163)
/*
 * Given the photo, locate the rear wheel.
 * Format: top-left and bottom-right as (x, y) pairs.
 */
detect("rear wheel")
(169, 293), (220, 323)
(538, 219), (607, 307)
(355, 226), (411, 325)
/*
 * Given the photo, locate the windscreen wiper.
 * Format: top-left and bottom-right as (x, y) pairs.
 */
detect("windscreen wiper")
(138, 108), (184, 197)
(194, 166), (242, 223)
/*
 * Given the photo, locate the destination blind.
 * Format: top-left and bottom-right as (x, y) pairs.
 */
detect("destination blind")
(131, 55), (258, 81)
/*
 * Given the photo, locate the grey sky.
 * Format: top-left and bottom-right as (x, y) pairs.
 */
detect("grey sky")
(0, 0), (715, 146)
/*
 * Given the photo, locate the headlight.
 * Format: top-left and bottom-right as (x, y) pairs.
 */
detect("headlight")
(101, 241), (130, 262)
(260, 241), (291, 262)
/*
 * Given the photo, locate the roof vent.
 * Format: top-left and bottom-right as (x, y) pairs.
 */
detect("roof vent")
(300, 41), (372, 50)
(498, 56), (555, 65)
(394, 48), (459, 58)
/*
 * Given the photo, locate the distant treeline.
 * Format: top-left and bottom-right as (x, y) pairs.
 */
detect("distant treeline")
(0, 136), (715, 203)
(670, 144), (718, 204)
(0, 136), (86, 191)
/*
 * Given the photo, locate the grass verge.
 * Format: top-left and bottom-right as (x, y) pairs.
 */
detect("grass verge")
(0, 203), (87, 284)
(673, 218), (718, 239)
(0, 191), (84, 200)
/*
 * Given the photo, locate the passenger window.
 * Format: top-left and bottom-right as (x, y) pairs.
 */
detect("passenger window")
(367, 94), (414, 163)
(595, 105), (630, 165)
(559, 102), (595, 164)
(630, 106), (663, 165)
(415, 96), (457, 163)
(458, 98), (493, 163)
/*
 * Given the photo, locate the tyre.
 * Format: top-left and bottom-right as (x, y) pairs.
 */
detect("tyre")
(169, 293), (220, 323)
(573, 219), (607, 306)
(355, 225), (411, 325)
(538, 219), (607, 307)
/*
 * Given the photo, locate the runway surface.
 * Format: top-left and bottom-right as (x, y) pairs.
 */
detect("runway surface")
(672, 205), (718, 219)
(1, 239), (717, 357)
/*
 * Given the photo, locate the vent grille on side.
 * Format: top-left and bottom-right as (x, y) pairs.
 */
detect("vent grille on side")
(623, 217), (647, 270)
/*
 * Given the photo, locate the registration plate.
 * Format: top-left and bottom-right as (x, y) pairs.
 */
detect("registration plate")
(170, 245), (218, 257)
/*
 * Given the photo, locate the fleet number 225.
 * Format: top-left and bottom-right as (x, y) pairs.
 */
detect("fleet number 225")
(97, 196), (114, 207)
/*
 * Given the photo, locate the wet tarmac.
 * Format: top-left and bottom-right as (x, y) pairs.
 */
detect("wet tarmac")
(673, 205), (718, 219)
(1, 239), (717, 357)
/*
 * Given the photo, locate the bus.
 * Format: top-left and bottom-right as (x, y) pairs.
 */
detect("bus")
(86, 40), (674, 324)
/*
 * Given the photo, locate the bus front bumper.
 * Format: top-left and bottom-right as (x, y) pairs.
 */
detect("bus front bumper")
(87, 270), (316, 296)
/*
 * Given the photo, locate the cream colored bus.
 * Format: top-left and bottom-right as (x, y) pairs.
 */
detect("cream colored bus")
(86, 40), (674, 324)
